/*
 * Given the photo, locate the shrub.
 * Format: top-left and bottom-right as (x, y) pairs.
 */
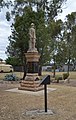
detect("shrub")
(55, 76), (62, 83)
(63, 73), (69, 80)
(4, 74), (19, 81)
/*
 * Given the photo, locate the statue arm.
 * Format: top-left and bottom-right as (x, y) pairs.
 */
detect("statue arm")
(29, 29), (32, 38)
(29, 28), (36, 39)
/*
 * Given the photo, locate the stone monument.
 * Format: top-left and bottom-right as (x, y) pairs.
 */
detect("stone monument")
(18, 23), (43, 91)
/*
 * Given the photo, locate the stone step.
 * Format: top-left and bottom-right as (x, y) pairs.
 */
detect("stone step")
(18, 86), (44, 92)
(20, 83), (40, 88)
(21, 80), (40, 84)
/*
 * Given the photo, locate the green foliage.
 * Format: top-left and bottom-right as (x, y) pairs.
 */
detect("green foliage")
(47, 19), (64, 77)
(55, 73), (69, 83)
(63, 73), (69, 80)
(4, 74), (19, 81)
(6, 57), (22, 66)
(6, 11), (10, 21)
(63, 12), (76, 72)
(0, 0), (13, 11)
(0, 0), (3, 7)
(7, 7), (50, 66)
(6, 0), (67, 68)
(55, 75), (62, 83)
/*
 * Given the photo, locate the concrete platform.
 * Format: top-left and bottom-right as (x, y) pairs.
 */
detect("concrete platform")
(25, 109), (54, 116)
(5, 87), (56, 96)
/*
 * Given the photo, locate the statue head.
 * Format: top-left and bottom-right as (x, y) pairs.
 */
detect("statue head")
(31, 23), (34, 27)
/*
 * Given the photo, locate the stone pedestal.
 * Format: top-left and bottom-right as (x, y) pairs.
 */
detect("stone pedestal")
(18, 51), (43, 91)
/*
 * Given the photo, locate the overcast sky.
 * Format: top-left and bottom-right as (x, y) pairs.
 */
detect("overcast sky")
(0, 0), (76, 60)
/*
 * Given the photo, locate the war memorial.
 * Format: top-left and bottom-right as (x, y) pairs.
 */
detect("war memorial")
(18, 23), (43, 91)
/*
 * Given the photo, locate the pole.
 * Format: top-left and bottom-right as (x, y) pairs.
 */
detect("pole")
(44, 84), (47, 112)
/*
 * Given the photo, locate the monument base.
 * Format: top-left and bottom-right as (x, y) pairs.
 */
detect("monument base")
(18, 49), (43, 91)
(18, 85), (44, 92)
(18, 74), (44, 92)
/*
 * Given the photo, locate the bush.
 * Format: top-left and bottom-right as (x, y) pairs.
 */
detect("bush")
(55, 76), (62, 83)
(63, 73), (69, 80)
(4, 74), (19, 81)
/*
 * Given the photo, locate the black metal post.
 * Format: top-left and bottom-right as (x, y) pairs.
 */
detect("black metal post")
(44, 84), (47, 112)
(39, 75), (50, 112)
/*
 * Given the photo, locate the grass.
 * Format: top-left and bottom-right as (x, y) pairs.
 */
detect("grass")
(42, 71), (76, 79)
(0, 72), (76, 120)
(0, 82), (76, 120)
(0, 71), (76, 80)
(0, 72), (24, 80)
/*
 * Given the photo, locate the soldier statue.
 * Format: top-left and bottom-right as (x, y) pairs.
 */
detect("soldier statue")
(28, 23), (37, 52)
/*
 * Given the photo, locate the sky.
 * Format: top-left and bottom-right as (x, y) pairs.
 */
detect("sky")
(0, 0), (76, 60)
(0, 7), (12, 60)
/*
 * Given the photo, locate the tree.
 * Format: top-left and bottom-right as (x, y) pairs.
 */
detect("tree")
(0, 58), (3, 63)
(6, 0), (67, 78)
(47, 19), (63, 77)
(63, 12), (76, 73)
(45, 0), (66, 21)
(0, 0), (13, 11)
(6, 7), (49, 78)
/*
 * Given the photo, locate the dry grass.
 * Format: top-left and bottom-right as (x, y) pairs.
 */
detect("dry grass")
(42, 71), (76, 79)
(0, 82), (76, 120)
(0, 72), (76, 120)
(0, 71), (76, 80)
(0, 72), (24, 80)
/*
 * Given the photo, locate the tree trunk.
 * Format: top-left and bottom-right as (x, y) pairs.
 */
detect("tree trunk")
(53, 55), (56, 78)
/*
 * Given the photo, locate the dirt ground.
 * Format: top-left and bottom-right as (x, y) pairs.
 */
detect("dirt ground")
(0, 79), (76, 120)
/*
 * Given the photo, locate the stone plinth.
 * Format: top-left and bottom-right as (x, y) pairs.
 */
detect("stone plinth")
(18, 51), (43, 91)
(25, 51), (40, 62)
(25, 52), (40, 74)
(18, 79), (44, 91)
